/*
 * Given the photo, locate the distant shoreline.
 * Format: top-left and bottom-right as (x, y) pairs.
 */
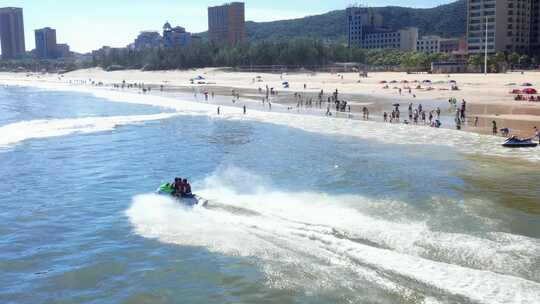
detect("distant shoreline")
(1, 68), (539, 138)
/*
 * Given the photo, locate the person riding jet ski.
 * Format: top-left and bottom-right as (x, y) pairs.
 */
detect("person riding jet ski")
(182, 178), (193, 198)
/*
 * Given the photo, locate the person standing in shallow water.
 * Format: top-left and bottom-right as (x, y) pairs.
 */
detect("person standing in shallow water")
(243, 105), (246, 115)
(217, 106), (220, 115)
(492, 121), (498, 135)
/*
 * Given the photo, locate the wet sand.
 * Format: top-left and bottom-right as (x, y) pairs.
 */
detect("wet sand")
(1, 68), (540, 138)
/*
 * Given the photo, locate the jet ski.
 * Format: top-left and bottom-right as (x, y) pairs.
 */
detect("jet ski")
(502, 137), (538, 148)
(156, 183), (208, 206)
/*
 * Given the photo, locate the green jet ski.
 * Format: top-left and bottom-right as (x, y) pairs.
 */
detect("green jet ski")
(156, 183), (207, 206)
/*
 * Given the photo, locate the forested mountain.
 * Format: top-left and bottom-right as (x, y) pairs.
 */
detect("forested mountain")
(239, 0), (467, 42)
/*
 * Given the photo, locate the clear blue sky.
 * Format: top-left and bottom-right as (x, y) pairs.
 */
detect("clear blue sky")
(2, 0), (452, 53)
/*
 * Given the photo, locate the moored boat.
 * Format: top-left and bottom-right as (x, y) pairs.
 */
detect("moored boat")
(502, 137), (538, 148)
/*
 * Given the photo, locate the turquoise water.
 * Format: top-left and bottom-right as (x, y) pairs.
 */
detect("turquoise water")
(0, 86), (539, 303)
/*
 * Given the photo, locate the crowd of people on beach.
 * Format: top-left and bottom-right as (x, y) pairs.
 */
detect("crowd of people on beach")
(381, 102), (445, 128)
(514, 94), (540, 102)
(63, 74), (540, 144)
(286, 89), (352, 116)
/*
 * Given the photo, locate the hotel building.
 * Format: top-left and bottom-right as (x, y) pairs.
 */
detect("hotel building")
(208, 2), (245, 45)
(0, 7), (25, 59)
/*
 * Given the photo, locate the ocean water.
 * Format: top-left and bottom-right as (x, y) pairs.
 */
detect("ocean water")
(0, 85), (539, 304)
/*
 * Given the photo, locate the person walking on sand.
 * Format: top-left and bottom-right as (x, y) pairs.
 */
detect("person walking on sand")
(474, 117), (479, 127)
(383, 112), (388, 122)
(460, 100), (467, 120)
(492, 121), (498, 135)
(436, 107), (441, 118)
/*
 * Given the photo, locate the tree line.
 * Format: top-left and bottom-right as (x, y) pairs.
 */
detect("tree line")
(0, 39), (537, 73)
(91, 39), (539, 72)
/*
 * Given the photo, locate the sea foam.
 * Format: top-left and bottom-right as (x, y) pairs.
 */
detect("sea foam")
(126, 167), (540, 303)
(0, 113), (179, 148)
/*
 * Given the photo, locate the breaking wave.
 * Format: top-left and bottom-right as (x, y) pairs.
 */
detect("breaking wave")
(0, 113), (178, 148)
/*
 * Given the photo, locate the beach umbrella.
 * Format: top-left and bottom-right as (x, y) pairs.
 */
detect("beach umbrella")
(522, 83), (533, 87)
(379, 80), (387, 84)
(393, 103), (400, 107)
(390, 80), (398, 83)
(423, 80), (432, 83)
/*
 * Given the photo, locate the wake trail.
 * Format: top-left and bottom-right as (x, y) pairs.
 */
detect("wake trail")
(126, 187), (540, 304)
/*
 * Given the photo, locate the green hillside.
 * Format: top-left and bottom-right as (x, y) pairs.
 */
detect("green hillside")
(243, 0), (466, 42)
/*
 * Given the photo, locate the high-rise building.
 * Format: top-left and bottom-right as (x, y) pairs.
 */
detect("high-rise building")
(346, 7), (417, 51)
(467, 0), (539, 55)
(0, 7), (26, 59)
(208, 2), (245, 45)
(347, 7), (383, 48)
(531, 0), (540, 54)
(35, 27), (57, 59)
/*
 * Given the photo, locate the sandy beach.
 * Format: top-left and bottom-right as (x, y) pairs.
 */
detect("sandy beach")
(2, 68), (540, 137)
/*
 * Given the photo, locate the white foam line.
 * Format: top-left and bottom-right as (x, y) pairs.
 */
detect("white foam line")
(126, 194), (419, 299)
(2, 80), (538, 163)
(317, 233), (540, 304)
(0, 113), (178, 148)
(127, 192), (540, 303)
(199, 187), (540, 282)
